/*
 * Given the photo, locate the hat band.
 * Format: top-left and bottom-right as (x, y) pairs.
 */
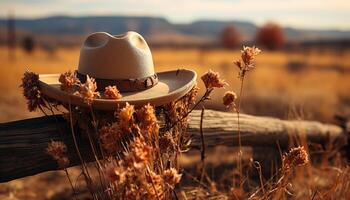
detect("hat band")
(76, 71), (158, 92)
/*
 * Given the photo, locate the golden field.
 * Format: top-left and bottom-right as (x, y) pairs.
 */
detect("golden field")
(0, 46), (349, 123)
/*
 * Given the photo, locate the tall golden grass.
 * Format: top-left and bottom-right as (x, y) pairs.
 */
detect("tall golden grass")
(0, 46), (349, 122)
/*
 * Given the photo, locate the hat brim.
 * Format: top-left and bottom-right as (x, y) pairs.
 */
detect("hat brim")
(39, 69), (197, 110)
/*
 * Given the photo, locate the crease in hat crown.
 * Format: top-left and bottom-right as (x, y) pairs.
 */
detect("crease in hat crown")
(78, 31), (155, 80)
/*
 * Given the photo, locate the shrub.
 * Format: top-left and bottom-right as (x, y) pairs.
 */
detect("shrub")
(221, 25), (240, 49)
(256, 22), (285, 50)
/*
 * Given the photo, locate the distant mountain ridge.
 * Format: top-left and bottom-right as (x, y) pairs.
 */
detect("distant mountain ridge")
(0, 15), (349, 45)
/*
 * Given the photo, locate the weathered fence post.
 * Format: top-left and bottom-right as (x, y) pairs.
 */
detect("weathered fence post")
(0, 110), (347, 182)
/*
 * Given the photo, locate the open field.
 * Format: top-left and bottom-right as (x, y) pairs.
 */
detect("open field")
(0, 46), (349, 123)
(0, 46), (349, 199)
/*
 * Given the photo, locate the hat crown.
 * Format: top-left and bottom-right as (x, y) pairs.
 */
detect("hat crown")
(78, 31), (155, 80)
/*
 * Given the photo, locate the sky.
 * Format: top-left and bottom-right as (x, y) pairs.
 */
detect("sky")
(1, 0), (350, 30)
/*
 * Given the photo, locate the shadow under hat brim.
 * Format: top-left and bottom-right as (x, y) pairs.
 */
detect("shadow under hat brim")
(39, 69), (197, 110)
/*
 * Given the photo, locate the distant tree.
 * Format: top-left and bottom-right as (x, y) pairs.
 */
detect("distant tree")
(221, 25), (240, 49)
(256, 23), (285, 50)
(22, 36), (35, 53)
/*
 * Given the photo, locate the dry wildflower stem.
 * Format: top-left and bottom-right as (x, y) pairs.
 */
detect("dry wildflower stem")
(166, 89), (208, 131)
(234, 46), (261, 186)
(186, 70), (226, 187)
(46, 140), (78, 198)
(262, 146), (309, 199)
(68, 103), (96, 199)
(199, 106), (206, 184)
(87, 106), (105, 172)
(21, 71), (83, 199)
(167, 70), (225, 131)
(199, 107), (206, 162)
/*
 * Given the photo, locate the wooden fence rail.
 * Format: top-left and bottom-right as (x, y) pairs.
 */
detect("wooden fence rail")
(0, 110), (347, 183)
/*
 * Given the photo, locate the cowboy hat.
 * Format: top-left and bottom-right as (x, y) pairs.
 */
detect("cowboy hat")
(38, 31), (197, 110)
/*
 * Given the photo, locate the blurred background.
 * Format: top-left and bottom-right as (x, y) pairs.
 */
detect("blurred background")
(0, 1), (349, 198)
(1, 0), (350, 123)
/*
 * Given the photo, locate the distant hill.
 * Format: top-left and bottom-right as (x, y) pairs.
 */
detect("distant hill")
(0, 15), (349, 46)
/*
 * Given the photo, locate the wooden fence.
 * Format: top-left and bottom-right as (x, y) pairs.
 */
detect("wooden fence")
(0, 110), (348, 183)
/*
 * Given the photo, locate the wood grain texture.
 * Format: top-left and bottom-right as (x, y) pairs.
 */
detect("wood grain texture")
(0, 110), (347, 182)
(188, 110), (346, 148)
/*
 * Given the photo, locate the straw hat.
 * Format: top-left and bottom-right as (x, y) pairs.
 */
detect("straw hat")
(38, 31), (197, 110)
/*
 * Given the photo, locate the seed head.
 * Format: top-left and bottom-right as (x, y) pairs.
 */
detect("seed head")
(162, 168), (182, 188)
(282, 146), (309, 171)
(21, 71), (46, 111)
(234, 46), (262, 78)
(126, 137), (153, 167)
(46, 140), (70, 169)
(159, 132), (176, 153)
(201, 70), (227, 89)
(99, 123), (123, 154)
(59, 71), (80, 92)
(186, 85), (199, 105)
(240, 46), (261, 70)
(165, 102), (180, 124)
(104, 85), (122, 99)
(104, 161), (126, 184)
(75, 75), (100, 104)
(118, 102), (135, 132)
(136, 103), (157, 129)
(223, 91), (237, 108)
